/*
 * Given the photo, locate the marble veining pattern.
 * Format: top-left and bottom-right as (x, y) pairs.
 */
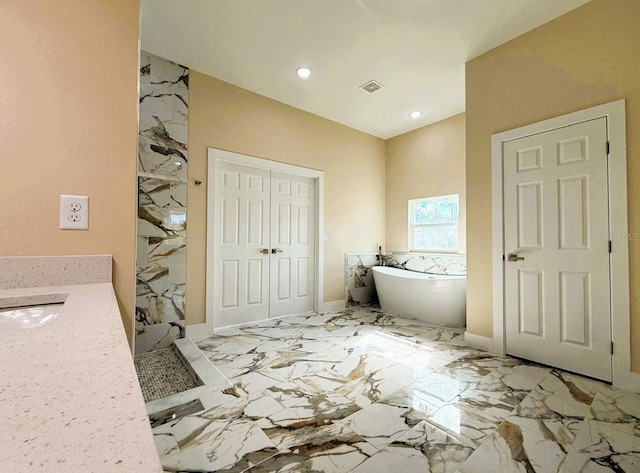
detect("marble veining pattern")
(149, 307), (640, 472)
(345, 252), (466, 307)
(136, 51), (189, 355)
(345, 253), (380, 306)
(385, 252), (466, 276)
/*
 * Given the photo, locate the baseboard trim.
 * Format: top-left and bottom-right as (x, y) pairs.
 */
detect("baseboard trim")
(185, 323), (210, 343)
(319, 300), (346, 313)
(464, 332), (493, 353)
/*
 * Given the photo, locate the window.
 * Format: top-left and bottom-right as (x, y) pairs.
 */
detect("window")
(409, 194), (459, 252)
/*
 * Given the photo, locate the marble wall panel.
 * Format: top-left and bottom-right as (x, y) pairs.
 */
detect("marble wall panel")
(385, 253), (466, 276)
(136, 52), (189, 355)
(345, 252), (467, 308)
(345, 254), (380, 307)
(138, 52), (188, 179)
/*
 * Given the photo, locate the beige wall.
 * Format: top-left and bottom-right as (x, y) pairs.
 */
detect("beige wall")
(186, 72), (386, 325)
(466, 0), (640, 369)
(385, 113), (466, 253)
(0, 0), (140, 344)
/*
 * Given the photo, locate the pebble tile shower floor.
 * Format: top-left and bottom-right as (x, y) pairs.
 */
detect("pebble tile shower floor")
(134, 347), (201, 403)
(149, 307), (640, 472)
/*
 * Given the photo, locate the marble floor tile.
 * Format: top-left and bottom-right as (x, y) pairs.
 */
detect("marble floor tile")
(427, 403), (499, 448)
(199, 392), (284, 428)
(438, 353), (527, 384)
(199, 376), (361, 432)
(335, 365), (418, 407)
(504, 370), (605, 452)
(377, 379), (448, 419)
(452, 387), (522, 424)
(295, 369), (355, 394)
(153, 423), (179, 458)
(198, 351), (277, 379)
(226, 369), (293, 397)
(352, 420), (474, 473)
(268, 343), (411, 380)
(149, 307), (640, 473)
(199, 386), (250, 411)
(557, 387), (640, 472)
(351, 332), (454, 371)
(589, 385), (640, 425)
(424, 345), (490, 362)
(457, 420), (568, 473)
(474, 362), (550, 394)
(250, 424), (377, 473)
(416, 371), (470, 405)
(265, 387), (362, 429)
(198, 332), (290, 356)
(381, 324), (465, 344)
(157, 418), (278, 472)
(560, 418), (640, 472)
(344, 401), (420, 448)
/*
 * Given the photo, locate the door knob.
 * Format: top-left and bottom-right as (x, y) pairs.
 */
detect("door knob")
(271, 248), (283, 254)
(259, 248), (269, 254)
(507, 253), (525, 262)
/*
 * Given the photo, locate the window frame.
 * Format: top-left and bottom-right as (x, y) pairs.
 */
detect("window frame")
(408, 194), (459, 253)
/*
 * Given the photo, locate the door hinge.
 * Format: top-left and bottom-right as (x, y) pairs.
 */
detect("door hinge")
(609, 240), (612, 253)
(611, 341), (614, 355)
(606, 141), (610, 155)
(502, 254), (505, 262)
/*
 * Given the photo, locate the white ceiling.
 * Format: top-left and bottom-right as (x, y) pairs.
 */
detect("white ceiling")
(140, 0), (591, 139)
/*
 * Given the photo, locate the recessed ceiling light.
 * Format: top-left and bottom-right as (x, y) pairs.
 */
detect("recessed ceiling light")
(296, 67), (311, 79)
(409, 111), (422, 119)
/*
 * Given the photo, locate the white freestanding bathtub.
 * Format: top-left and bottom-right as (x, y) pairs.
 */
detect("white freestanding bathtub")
(372, 266), (466, 327)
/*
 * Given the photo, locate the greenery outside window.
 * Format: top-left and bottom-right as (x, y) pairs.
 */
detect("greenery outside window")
(409, 194), (459, 252)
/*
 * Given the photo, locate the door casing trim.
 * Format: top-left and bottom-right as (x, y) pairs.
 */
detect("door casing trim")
(491, 99), (637, 389)
(206, 148), (324, 333)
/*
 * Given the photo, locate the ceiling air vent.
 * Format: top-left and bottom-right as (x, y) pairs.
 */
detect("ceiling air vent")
(360, 80), (384, 94)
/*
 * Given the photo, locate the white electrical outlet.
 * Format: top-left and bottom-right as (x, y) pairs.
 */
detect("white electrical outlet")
(60, 195), (89, 230)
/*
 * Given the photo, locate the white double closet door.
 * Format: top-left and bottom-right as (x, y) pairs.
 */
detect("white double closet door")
(215, 162), (315, 328)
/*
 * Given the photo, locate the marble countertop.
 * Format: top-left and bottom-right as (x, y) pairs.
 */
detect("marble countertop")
(0, 282), (163, 472)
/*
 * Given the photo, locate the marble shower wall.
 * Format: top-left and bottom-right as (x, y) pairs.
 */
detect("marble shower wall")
(136, 52), (189, 355)
(345, 252), (467, 307)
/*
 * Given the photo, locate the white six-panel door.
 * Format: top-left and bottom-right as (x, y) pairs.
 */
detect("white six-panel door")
(215, 162), (315, 328)
(217, 162), (271, 327)
(270, 172), (315, 317)
(503, 117), (612, 381)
